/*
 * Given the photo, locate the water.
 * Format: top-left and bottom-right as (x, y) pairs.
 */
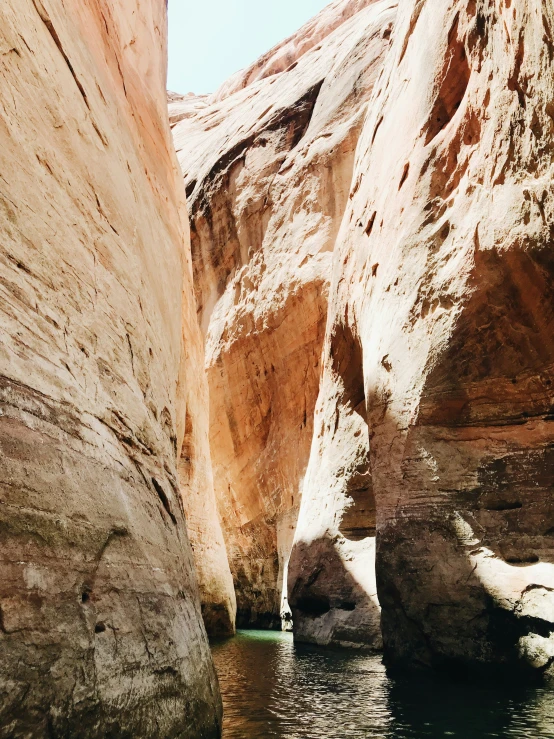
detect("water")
(211, 630), (554, 739)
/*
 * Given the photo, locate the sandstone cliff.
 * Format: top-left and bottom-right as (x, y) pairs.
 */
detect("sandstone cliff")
(290, 0), (554, 676)
(0, 0), (221, 735)
(170, 0), (396, 630)
(177, 319), (237, 636)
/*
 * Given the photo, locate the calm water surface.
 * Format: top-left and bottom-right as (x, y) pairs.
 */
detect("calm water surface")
(211, 630), (554, 739)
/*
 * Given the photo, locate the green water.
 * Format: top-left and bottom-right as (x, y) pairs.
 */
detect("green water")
(211, 630), (554, 738)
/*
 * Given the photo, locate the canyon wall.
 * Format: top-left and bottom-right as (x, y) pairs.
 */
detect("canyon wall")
(290, 0), (554, 676)
(177, 313), (237, 636)
(170, 0), (396, 629)
(0, 0), (221, 735)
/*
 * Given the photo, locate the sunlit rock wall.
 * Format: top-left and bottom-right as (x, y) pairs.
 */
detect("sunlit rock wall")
(170, 0), (396, 629)
(177, 318), (237, 636)
(291, 0), (554, 675)
(289, 319), (382, 647)
(0, 0), (221, 735)
(212, 0), (388, 101)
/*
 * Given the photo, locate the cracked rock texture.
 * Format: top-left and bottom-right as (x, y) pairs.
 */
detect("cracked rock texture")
(290, 0), (554, 675)
(170, 0), (396, 629)
(0, 0), (221, 736)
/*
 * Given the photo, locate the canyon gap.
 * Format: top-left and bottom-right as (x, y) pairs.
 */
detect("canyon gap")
(170, 0), (395, 636)
(1, 0), (554, 736)
(174, 0), (554, 678)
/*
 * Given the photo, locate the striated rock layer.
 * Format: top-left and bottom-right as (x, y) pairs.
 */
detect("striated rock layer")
(290, 0), (554, 675)
(170, 0), (396, 630)
(0, 0), (221, 735)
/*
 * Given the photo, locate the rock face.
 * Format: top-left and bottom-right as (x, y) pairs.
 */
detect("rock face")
(290, 0), (554, 675)
(177, 320), (237, 636)
(170, 0), (396, 629)
(0, 0), (221, 735)
(212, 0), (389, 101)
(289, 317), (382, 647)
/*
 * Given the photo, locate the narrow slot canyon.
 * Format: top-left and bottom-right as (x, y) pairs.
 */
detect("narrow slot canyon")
(169, 0), (395, 645)
(2, 0), (554, 737)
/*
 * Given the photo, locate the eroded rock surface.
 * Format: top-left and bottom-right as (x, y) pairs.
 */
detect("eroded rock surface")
(212, 0), (387, 101)
(289, 320), (381, 647)
(170, 0), (396, 629)
(291, 0), (554, 675)
(0, 0), (221, 735)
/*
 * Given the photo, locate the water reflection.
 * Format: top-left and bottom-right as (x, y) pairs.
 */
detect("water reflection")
(211, 630), (554, 738)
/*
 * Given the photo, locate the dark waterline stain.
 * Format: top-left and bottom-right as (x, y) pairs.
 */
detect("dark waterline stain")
(211, 630), (554, 738)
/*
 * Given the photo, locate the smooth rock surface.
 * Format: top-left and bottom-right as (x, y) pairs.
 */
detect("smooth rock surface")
(212, 0), (387, 102)
(170, 0), (396, 630)
(290, 0), (554, 675)
(178, 315), (237, 636)
(0, 0), (221, 735)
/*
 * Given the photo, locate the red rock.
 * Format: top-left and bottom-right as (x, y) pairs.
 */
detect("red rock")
(170, 0), (396, 633)
(290, 0), (554, 674)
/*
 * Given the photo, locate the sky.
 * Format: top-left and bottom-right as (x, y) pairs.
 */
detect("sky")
(167, 0), (330, 96)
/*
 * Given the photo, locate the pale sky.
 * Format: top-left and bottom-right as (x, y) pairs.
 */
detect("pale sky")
(167, 0), (330, 96)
